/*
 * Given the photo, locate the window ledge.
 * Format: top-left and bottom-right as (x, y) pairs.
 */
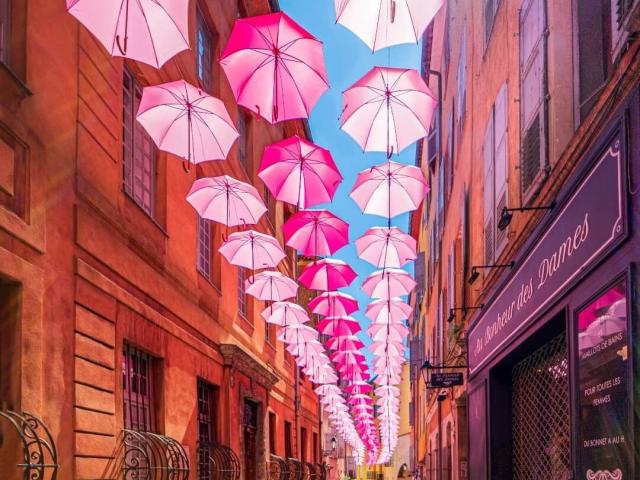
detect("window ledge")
(0, 62), (31, 112)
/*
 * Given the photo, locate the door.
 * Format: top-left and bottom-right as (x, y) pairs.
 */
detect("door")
(243, 400), (259, 480)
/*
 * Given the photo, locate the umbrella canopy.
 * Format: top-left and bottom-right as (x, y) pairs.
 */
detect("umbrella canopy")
(287, 339), (325, 357)
(356, 227), (417, 268)
(277, 324), (319, 343)
(284, 210), (349, 257)
(324, 335), (365, 351)
(334, 0), (443, 52)
(350, 161), (429, 219)
(66, 0), (189, 68)
(187, 175), (266, 227)
(341, 67), (437, 156)
(308, 291), (359, 317)
(365, 298), (412, 323)
(137, 80), (239, 167)
(220, 12), (329, 124)
(219, 230), (285, 270)
(246, 271), (298, 301)
(263, 302), (310, 326)
(369, 341), (405, 357)
(345, 382), (373, 395)
(368, 323), (408, 342)
(259, 136), (342, 208)
(362, 269), (417, 299)
(298, 259), (357, 291)
(317, 316), (362, 336)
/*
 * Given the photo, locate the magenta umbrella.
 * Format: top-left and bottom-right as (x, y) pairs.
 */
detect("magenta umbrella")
(186, 176), (266, 227)
(317, 317), (361, 336)
(356, 227), (417, 268)
(365, 298), (412, 323)
(362, 269), (416, 299)
(283, 210), (349, 257)
(66, 0), (189, 68)
(259, 136), (342, 208)
(350, 161), (429, 219)
(308, 291), (359, 317)
(345, 382), (373, 395)
(341, 67), (436, 156)
(246, 271), (298, 301)
(219, 230), (285, 270)
(137, 80), (239, 169)
(298, 259), (357, 291)
(324, 335), (364, 351)
(220, 12), (329, 124)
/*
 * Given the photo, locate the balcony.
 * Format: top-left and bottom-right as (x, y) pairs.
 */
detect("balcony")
(268, 454), (327, 480)
(198, 442), (241, 480)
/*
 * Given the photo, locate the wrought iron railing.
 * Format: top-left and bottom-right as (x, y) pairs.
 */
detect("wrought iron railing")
(0, 410), (59, 480)
(286, 457), (304, 480)
(269, 454), (290, 480)
(120, 429), (189, 480)
(198, 442), (240, 480)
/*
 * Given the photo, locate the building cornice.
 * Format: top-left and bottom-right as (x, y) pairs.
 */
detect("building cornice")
(220, 343), (279, 389)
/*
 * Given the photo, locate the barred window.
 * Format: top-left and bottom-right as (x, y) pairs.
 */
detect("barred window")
(0, 0), (10, 64)
(269, 412), (277, 455)
(122, 344), (157, 432)
(196, 7), (213, 93)
(197, 215), (212, 281)
(197, 379), (218, 480)
(284, 421), (292, 458)
(123, 70), (156, 217)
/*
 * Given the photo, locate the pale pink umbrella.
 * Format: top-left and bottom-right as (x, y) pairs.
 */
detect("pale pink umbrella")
(298, 259), (357, 291)
(345, 382), (373, 394)
(284, 210), (349, 257)
(315, 384), (342, 396)
(287, 339), (325, 357)
(263, 302), (309, 326)
(317, 317), (362, 336)
(368, 323), (408, 342)
(246, 271), (298, 301)
(325, 335), (364, 351)
(350, 161), (429, 219)
(259, 136), (343, 208)
(332, 350), (366, 365)
(277, 324), (319, 343)
(308, 292), (359, 317)
(341, 67), (437, 156)
(356, 227), (417, 268)
(66, 0), (189, 68)
(219, 230), (285, 271)
(186, 176), (266, 227)
(334, 0), (443, 52)
(362, 268), (416, 298)
(369, 341), (405, 357)
(137, 80), (239, 169)
(365, 298), (412, 323)
(220, 12), (329, 124)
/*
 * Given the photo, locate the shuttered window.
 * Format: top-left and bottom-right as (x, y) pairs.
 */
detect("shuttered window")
(196, 7), (213, 93)
(197, 215), (212, 281)
(0, 0), (9, 64)
(443, 6), (451, 76)
(237, 110), (250, 171)
(436, 157), (444, 242)
(484, 0), (500, 47)
(238, 268), (248, 318)
(519, 0), (547, 196)
(447, 246), (455, 312)
(483, 83), (509, 265)
(123, 70), (156, 217)
(415, 251), (426, 308)
(427, 107), (440, 169)
(437, 293), (443, 364)
(456, 26), (467, 136)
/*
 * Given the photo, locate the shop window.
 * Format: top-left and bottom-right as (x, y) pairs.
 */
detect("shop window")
(269, 412), (276, 455)
(197, 379), (218, 480)
(284, 421), (292, 458)
(196, 6), (213, 93)
(123, 69), (157, 218)
(122, 344), (158, 432)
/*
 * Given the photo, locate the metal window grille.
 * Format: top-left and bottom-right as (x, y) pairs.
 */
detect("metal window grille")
(123, 70), (155, 217)
(238, 268), (247, 318)
(122, 344), (157, 432)
(197, 215), (212, 280)
(284, 421), (292, 458)
(196, 7), (213, 93)
(197, 379), (218, 480)
(511, 334), (571, 480)
(616, 0), (634, 26)
(269, 413), (277, 455)
(0, 0), (9, 64)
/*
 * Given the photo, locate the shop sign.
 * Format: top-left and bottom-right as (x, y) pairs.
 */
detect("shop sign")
(468, 136), (626, 374)
(430, 372), (464, 387)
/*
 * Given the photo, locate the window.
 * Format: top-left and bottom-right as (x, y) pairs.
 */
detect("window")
(197, 379), (218, 480)
(447, 245), (455, 313)
(269, 412), (277, 455)
(519, 0), (547, 196)
(456, 25), (467, 136)
(0, 0), (10, 64)
(0, 278), (19, 409)
(436, 157), (444, 241)
(238, 267), (248, 318)
(484, 0), (500, 47)
(197, 215), (212, 280)
(284, 421), (292, 458)
(443, 6), (451, 77)
(122, 344), (157, 432)
(196, 7), (213, 92)
(265, 317), (274, 345)
(312, 432), (318, 463)
(300, 427), (307, 462)
(123, 70), (156, 217)
(437, 294), (443, 364)
(427, 107), (440, 169)
(483, 83), (508, 265)
(237, 110), (250, 171)
(446, 104), (454, 198)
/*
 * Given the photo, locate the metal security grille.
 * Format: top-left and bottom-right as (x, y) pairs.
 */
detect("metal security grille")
(197, 379), (218, 480)
(512, 334), (571, 480)
(122, 344), (156, 432)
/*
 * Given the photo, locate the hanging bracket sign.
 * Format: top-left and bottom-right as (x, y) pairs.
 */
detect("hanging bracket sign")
(429, 372), (464, 388)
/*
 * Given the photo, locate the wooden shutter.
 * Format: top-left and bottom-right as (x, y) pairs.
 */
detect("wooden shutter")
(483, 111), (495, 265)
(447, 246), (455, 311)
(0, 0), (9, 64)
(484, 0), (499, 46)
(197, 215), (212, 280)
(437, 293), (444, 364)
(494, 83), (508, 249)
(519, 0), (547, 195)
(437, 157), (444, 242)
(447, 103), (454, 199)
(456, 25), (467, 133)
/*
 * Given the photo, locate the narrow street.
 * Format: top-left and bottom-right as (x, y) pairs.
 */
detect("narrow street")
(0, 1), (638, 480)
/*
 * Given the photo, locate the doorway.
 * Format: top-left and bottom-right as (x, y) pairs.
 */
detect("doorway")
(243, 399), (259, 480)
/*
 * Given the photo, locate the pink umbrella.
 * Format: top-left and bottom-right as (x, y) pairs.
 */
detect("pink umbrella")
(356, 227), (417, 268)
(220, 12), (329, 124)
(263, 302), (309, 326)
(335, 0), (443, 52)
(298, 259), (357, 291)
(332, 351), (366, 364)
(308, 292), (359, 317)
(246, 271), (298, 301)
(137, 80), (239, 169)
(365, 298), (412, 323)
(186, 176), (266, 227)
(219, 230), (285, 270)
(350, 161), (429, 219)
(341, 67), (437, 156)
(324, 335), (365, 351)
(284, 210), (349, 257)
(369, 341), (405, 357)
(287, 339), (325, 357)
(277, 324), (319, 343)
(345, 382), (373, 395)
(259, 136), (343, 208)
(317, 317), (362, 336)
(362, 269), (416, 299)
(368, 323), (408, 342)
(66, 0), (189, 68)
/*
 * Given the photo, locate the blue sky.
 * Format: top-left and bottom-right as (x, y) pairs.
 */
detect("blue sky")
(279, 1), (422, 363)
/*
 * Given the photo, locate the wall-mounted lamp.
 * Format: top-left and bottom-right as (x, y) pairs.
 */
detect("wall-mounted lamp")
(468, 262), (515, 284)
(331, 437), (336, 452)
(447, 305), (485, 322)
(498, 203), (556, 231)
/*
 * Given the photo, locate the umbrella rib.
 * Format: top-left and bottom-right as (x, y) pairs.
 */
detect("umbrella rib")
(136, 0), (161, 67)
(150, 0), (190, 47)
(277, 58), (312, 117)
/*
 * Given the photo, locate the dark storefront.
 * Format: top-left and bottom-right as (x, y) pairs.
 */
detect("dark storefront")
(466, 90), (639, 480)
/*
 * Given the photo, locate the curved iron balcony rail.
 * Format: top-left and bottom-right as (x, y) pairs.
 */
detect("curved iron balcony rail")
(122, 429), (189, 480)
(268, 454), (290, 480)
(198, 442), (240, 480)
(0, 410), (59, 480)
(286, 457), (304, 480)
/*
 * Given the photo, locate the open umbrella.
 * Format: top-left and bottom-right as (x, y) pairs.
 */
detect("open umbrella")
(186, 175), (266, 227)
(335, 0), (443, 52)
(246, 271), (298, 301)
(317, 316), (362, 336)
(219, 230), (285, 271)
(356, 227), (417, 268)
(324, 335), (365, 351)
(263, 302), (310, 326)
(362, 269), (416, 299)
(350, 161), (429, 219)
(298, 259), (357, 291)
(259, 136), (342, 208)
(341, 67), (436, 157)
(308, 291), (359, 317)
(66, 0), (189, 68)
(220, 12), (329, 124)
(283, 210), (349, 257)
(365, 298), (412, 323)
(277, 324), (319, 343)
(137, 80), (239, 169)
